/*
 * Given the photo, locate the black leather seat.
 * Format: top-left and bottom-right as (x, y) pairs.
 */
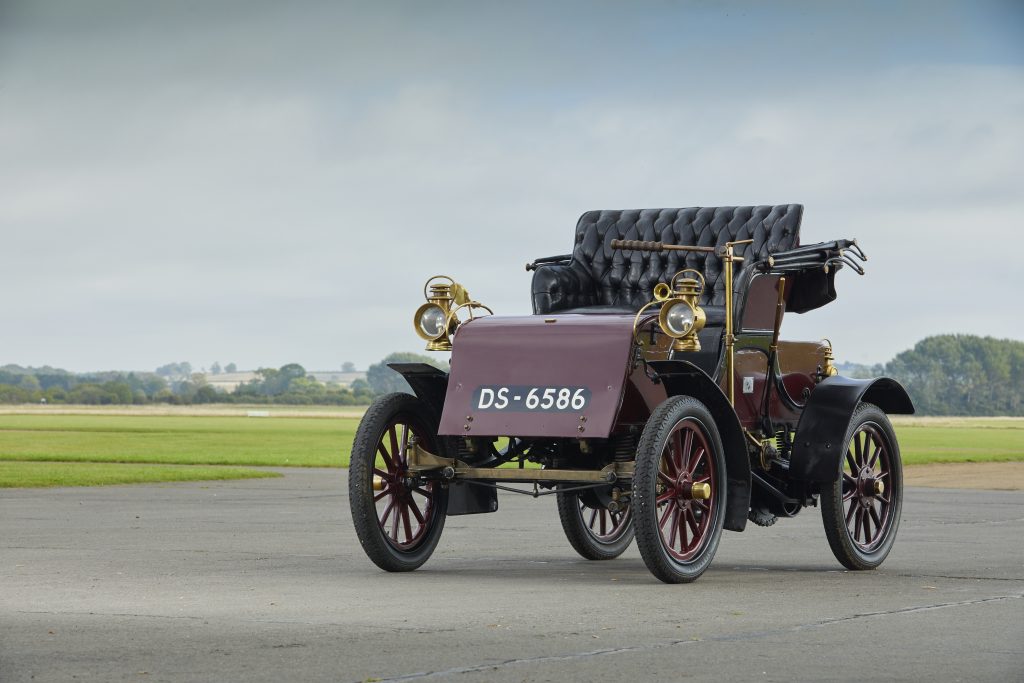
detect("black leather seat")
(532, 206), (803, 317)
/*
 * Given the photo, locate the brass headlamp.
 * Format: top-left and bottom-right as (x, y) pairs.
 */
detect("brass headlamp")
(413, 275), (492, 351)
(634, 269), (707, 352)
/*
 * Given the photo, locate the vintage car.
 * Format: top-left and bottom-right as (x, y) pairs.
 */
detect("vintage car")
(348, 205), (913, 583)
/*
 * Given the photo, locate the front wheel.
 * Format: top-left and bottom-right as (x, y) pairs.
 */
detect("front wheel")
(632, 396), (727, 583)
(556, 487), (634, 560)
(349, 393), (448, 572)
(821, 402), (903, 570)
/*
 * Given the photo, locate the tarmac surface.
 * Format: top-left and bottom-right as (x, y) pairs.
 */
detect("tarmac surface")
(1, 469), (1022, 682)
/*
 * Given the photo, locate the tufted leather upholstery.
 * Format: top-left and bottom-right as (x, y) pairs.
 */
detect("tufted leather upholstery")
(532, 206), (803, 315)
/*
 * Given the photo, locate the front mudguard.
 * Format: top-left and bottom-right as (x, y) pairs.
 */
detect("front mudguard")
(387, 363), (448, 418)
(646, 360), (751, 533)
(386, 363), (497, 516)
(790, 376), (914, 482)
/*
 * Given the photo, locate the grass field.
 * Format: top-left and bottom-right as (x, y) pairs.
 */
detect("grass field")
(0, 408), (1021, 487)
(0, 461), (279, 488)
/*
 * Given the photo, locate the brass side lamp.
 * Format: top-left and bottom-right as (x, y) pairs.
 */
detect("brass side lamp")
(634, 269), (707, 352)
(413, 275), (492, 351)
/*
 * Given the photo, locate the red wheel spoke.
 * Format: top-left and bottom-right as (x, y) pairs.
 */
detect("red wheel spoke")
(388, 425), (401, 466)
(408, 498), (426, 524)
(862, 507), (873, 543)
(679, 510), (688, 550)
(686, 509), (700, 538)
(868, 440), (880, 469)
(852, 508), (863, 542)
(658, 503), (673, 528)
(671, 430), (685, 475)
(588, 507), (598, 528)
(846, 450), (857, 473)
(657, 491), (675, 504)
(373, 489), (390, 502)
(689, 448), (706, 475)
(380, 499), (396, 527)
(658, 471), (674, 486)
(868, 502), (882, 531)
(695, 499), (710, 512)
(399, 424), (409, 464)
(681, 429), (694, 473)
(390, 501), (401, 539)
(853, 432), (862, 465)
(668, 507), (680, 548)
(377, 444), (394, 470)
(845, 501), (856, 525)
(402, 504), (413, 543)
(599, 510), (608, 535)
(373, 468), (390, 479)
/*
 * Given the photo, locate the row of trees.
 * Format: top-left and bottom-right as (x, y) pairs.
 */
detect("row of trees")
(0, 336), (1021, 413)
(0, 353), (438, 406)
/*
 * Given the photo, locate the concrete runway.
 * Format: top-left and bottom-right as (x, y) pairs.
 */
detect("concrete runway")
(2, 469), (1022, 682)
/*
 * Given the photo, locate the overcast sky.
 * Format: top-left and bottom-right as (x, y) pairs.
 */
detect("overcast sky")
(1, 1), (1022, 373)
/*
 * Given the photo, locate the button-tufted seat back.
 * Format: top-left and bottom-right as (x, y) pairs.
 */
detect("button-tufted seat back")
(532, 205), (803, 315)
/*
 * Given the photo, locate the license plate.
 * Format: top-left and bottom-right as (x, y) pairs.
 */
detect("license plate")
(472, 385), (591, 412)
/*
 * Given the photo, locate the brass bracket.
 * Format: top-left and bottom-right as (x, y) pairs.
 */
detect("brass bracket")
(407, 441), (634, 483)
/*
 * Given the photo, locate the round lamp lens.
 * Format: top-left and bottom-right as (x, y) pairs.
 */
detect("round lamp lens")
(665, 303), (695, 336)
(419, 305), (447, 339)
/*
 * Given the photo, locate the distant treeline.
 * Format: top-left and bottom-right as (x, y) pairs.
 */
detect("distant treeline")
(841, 335), (1024, 416)
(0, 363), (375, 406)
(1, 337), (1021, 414)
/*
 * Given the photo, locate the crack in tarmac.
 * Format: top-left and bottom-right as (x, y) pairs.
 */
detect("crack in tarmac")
(364, 593), (1024, 682)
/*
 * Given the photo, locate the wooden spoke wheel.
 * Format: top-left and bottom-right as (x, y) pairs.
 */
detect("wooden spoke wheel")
(633, 396), (726, 583)
(349, 393), (448, 571)
(556, 486), (634, 560)
(821, 403), (903, 570)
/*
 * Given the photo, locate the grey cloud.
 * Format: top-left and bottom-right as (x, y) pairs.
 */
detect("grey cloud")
(1, 2), (1021, 371)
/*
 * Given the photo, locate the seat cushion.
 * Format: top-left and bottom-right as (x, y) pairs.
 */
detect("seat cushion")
(572, 206), (802, 310)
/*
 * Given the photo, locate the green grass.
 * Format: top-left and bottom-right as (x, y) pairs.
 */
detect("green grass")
(893, 421), (1024, 464)
(0, 413), (1021, 488)
(0, 414), (357, 467)
(0, 461), (280, 488)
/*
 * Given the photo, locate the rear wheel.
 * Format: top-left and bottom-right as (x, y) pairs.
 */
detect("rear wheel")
(556, 487), (634, 560)
(349, 393), (448, 572)
(821, 402), (903, 570)
(632, 396), (727, 583)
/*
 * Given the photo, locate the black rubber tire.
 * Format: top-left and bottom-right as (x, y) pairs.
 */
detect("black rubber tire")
(556, 489), (634, 560)
(821, 402), (903, 570)
(632, 396), (727, 584)
(349, 393), (448, 572)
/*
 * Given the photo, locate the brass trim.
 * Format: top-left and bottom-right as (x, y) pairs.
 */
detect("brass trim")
(406, 441), (634, 483)
(724, 243), (735, 404)
(414, 275), (491, 352)
(721, 239), (751, 406)
(689, 482), (711, 500)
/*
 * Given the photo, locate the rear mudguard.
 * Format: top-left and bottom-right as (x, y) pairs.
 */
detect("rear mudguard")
(790, 376), (914, 482)
(646, 360), (751, 533)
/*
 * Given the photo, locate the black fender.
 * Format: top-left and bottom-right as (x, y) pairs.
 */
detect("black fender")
(790, 376), (914, 482)
(386, 363), (449, 421)
(647, 360), (751, 533)
(387, 363), (497, 515)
